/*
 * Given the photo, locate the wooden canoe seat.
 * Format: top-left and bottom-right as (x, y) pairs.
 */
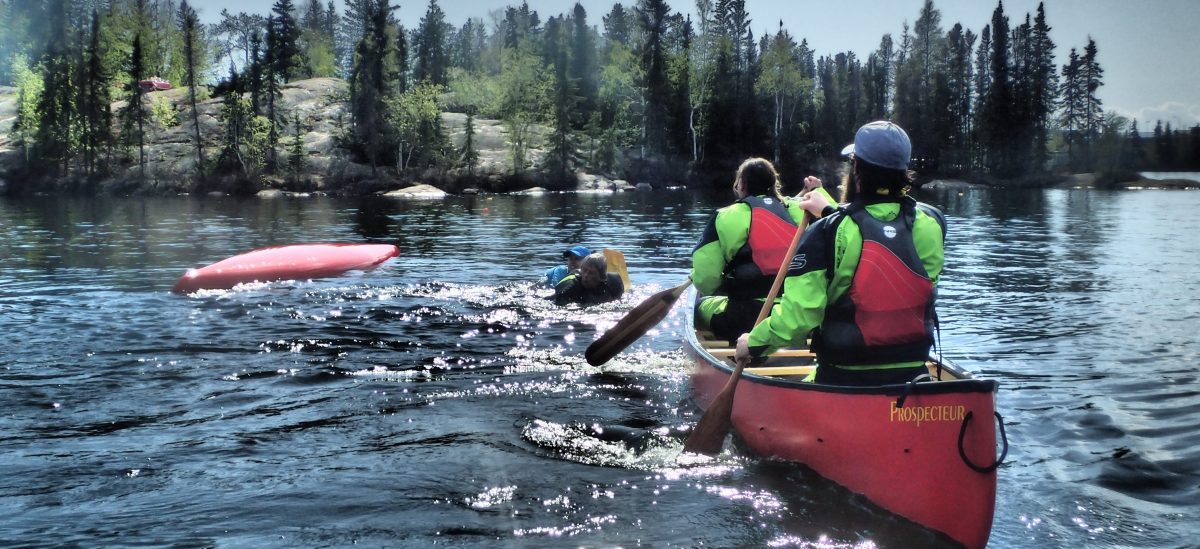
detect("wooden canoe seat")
(706, 348), (815, 359)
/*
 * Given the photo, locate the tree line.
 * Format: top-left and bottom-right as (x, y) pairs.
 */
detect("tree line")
(2, 0), (1197, 194)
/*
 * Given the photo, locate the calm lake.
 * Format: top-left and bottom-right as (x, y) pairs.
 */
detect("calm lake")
(1, 186), (1197, 548)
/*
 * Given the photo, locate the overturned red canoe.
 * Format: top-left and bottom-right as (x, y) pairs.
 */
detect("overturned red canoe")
(686, 301), (1004, 549)
(172, 243), (399, 293)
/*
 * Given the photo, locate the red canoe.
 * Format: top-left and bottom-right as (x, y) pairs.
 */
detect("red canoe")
(138, 76), (172, 91)
(172, 243), (399, 293)
(686, 305), (1004, 549)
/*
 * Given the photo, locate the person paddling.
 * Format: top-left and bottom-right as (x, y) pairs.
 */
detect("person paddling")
(691, 158), (830, 343)
(734, 121), (947, 386)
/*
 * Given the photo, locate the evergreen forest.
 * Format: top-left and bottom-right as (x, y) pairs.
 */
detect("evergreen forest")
(1, 0), (1198, 195)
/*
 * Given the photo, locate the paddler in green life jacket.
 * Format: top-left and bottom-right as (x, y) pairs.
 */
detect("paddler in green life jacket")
(735, 121), (947, 386)
(691, 157), (835, 343)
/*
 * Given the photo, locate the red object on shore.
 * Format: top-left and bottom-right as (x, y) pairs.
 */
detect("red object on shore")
(138, 76), (172, 91)
(172, 243), (399, 293)
(685, 301), (1002, 549)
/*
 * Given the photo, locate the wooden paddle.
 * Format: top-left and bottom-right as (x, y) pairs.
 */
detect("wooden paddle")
(585, 279), (692, 366)
(683, 214), (811, 455)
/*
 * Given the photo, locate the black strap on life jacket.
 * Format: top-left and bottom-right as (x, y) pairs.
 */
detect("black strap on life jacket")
(815, 197), (936, 366)
(724, 195), (797, 300)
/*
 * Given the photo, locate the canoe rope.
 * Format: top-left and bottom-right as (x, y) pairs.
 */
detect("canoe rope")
(894, 373), (934, 409)
(957, 411), (1008, 474)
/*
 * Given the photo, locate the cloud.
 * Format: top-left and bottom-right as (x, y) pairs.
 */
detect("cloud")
(1117, 102), (1200, 129)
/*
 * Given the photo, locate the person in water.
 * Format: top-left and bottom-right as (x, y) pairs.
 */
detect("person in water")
(555, 252), (624, 305)
(735, 121), (946, 386)
(546, 245), (591, 287)
(691, 157), (830, 342)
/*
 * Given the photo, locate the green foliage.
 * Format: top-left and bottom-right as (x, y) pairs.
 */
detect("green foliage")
(286, 112), (309, 183)
(388, 82), (449, 170)
(9, 53), (43, 153)
(446, 67), (500, 117)
(301, 29), (339, 78)
(496, 45), (552, 173)
(149, 96), (179, 129)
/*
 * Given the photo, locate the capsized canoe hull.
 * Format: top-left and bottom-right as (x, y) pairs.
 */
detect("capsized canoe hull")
(172, 243), (399, 293)
(686, 321), (1000, 549)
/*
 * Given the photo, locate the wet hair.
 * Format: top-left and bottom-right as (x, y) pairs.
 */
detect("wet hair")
(841, 157), (915, 203)
(734, 157), (784, 200)
(581, 253), (608, 276)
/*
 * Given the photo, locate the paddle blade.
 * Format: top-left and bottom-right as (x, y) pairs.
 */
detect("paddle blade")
(682, 359), (746, 455)
(602, 248), (631, 291)
(585, 280), (691, 366)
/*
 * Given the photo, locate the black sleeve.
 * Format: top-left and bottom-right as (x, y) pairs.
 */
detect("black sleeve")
(554, 276), (581, 305)
(607, 274), (625, 300)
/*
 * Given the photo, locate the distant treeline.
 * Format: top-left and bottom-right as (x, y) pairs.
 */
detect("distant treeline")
(2, 0), (1197, 193)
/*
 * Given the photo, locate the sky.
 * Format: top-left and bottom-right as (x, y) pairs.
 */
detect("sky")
(196, 0), (1200, 129)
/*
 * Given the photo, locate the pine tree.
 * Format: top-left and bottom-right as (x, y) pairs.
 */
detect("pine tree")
(544, 16), (578, 182)
(217, 65), (249, 175)
(983, 2), (1014, 176)
(265, 15), (281, 172)
(603, 3), (631, 47)
(250, 31), (263, 115)
(1059, 47), (1083, 168)
(81, 9), (113, 177)
(270, 0), (303, 82)
(287, 111), (308, 184)
(122, 33), (149, 184)
(33, 0), (75, 176)
(570, 3), (599, 125)
(638, 0), (672, 156)
(461, 109), (478, 174)
(179, 0), (205, 178)
(1030, 2), (1058, 172)
(349, 0), (396, 173)
(413, 0), (448, 86)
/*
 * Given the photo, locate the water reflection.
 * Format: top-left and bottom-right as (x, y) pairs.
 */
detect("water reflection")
(1, 187), (1199, 547)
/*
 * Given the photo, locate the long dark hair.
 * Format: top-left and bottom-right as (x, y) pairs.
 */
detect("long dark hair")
(841, 157), (915, 204)
(734, 157), (784, 201)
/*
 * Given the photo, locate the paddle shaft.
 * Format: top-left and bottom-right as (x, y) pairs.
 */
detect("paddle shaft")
(683, 213), (811, 455)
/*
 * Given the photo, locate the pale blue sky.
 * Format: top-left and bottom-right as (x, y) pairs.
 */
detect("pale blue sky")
(197, 0), (1200, 128)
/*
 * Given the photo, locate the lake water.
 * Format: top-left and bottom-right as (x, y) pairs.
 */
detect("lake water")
(1, 186), (1197, 548)
(1139, 171), (1200, 183)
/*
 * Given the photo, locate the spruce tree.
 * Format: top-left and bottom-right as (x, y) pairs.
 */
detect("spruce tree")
(461, 109), (478, 174)
(122, 34), (148, 184)
(82, 9), (113, 177)
(637, 0), (672, 156)
(33, 0), (75, 176)
(179, 0), (205, 178)
(414, 0), (448, 86)
(270, 0), (303, 82)
(570, 3), (598, 124)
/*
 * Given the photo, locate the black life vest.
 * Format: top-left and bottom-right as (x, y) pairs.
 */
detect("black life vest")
(725, 195), (798, 300)
(815, 198), (936, 366)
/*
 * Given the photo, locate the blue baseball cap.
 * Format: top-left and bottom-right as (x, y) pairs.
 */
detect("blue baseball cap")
(563, 245), (592, 258)
(840, 120), (911, 171)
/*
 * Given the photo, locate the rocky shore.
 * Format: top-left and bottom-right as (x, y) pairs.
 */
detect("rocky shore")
(0, 77), (644, 197)
(0, 78), (1195, 197)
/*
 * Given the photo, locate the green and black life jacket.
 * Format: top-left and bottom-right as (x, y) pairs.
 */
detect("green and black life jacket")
(725, 195), (799, 300)
(815, 198), (937, 366)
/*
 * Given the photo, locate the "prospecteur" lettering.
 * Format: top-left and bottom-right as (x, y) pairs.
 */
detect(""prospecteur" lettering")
(889, 402), (966, 427)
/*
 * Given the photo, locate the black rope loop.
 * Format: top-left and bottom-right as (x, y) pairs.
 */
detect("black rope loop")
(957, 411), (1009, 474)
(895, 373), (933, 409)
